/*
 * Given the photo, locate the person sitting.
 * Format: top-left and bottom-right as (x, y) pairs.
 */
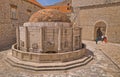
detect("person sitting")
(103, 36), (107, 43)
(96, 28), (103, 44)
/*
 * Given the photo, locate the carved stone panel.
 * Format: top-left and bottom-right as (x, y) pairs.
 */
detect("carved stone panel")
(27, 28), (41, 52)
(43, 27), (58, 52)
(74, 36), (80, 50)
(62, 28), (73, 51)
(73, 28), (82, 50)
(32, 43), (38, 49)
(20, 40), (24, 51)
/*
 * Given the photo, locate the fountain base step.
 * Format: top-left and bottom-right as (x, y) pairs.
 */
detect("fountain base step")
(5, 52), (93, 71)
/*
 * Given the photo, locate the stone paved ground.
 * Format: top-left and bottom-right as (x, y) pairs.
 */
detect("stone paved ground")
(98, 42), (120, 68)
(0, 40), (120, 77)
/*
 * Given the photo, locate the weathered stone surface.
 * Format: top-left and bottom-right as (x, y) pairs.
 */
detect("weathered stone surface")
(10, 10), (83, 67)
(72, 0), (120, 43)
(72, 0), (120, 7)
(29, 9), (71, 22)
(0, 0), (43, 49)
(0, 41), (120, 77)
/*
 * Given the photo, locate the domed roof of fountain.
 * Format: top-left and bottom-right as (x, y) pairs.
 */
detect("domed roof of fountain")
(29, 9), (71, 22)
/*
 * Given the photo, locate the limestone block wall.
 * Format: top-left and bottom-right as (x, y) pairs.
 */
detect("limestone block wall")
(0, 0), (42, 49)
(72, 0), (120, 7)
(78, 5), (120, 43)
(0, 0), (15, 48)
(71, 0), (120, 43)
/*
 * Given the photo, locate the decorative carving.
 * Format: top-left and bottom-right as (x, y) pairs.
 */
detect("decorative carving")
(44, 28), (56, 50)
(32, 43), (38, 49)
(20, 40), (24, 47)
(47, 41), (54, 46)
(29, 48), (33, 52)
(64, 41), (68, 48)
(44, 40), (55, 52)
(75, 36), (79, 46)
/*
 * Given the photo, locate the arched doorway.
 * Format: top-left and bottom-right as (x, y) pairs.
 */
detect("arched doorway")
(94, 21), (107, 40)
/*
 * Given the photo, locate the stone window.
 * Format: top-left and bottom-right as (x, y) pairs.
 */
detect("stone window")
(67, 3), (70, 6)
(67, 7), (71, 10)
(67, 6), (72, 10)
(10, 5), (17, 19)
(27, 9), (31, 15)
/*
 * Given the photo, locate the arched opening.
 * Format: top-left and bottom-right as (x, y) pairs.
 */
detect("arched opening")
(94, 21), (107, 40)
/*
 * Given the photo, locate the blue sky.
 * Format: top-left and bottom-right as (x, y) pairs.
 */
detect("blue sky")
(37, 0), (62, 6)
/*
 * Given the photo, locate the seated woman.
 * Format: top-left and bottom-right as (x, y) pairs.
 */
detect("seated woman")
(103, 36), (107, 43)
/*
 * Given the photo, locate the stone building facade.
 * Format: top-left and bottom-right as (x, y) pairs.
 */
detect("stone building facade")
(45, 5), (71, 13)
(72, 0), (120, 43)
(46, 0), (72, 19)
(0, 0), (43, 49)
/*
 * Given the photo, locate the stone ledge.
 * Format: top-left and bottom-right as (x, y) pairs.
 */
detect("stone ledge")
(5, 51), (93, 71)
(12, 44), (86, 63)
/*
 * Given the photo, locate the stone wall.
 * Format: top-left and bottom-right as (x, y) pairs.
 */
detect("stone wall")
(72, 0), (120, 7)
(79, 5), (120, 43)
(72, 0), (120, 43)
(12, 44), (86, 63)
(0, 0), (43, 49)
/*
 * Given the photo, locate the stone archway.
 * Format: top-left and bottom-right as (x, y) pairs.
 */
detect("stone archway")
(94, 21), (107, 40)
